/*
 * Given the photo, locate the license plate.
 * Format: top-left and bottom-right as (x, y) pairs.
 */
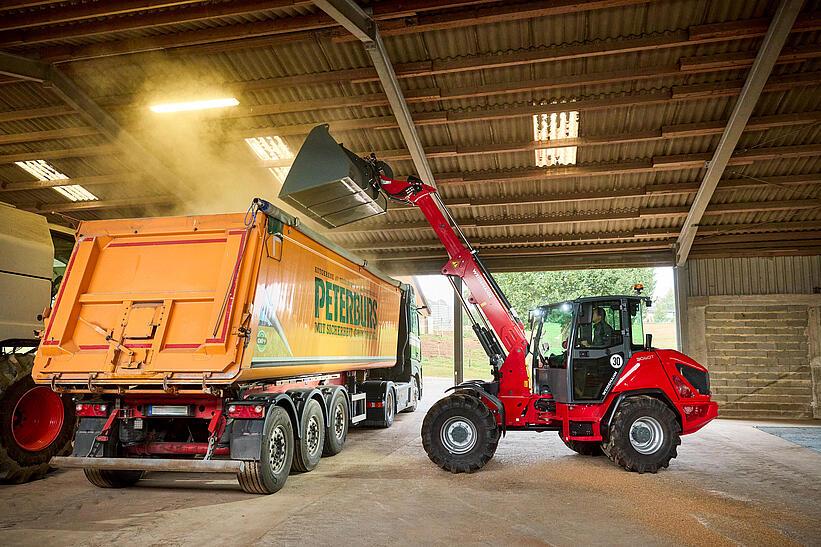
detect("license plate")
(148, 405), (191, 416)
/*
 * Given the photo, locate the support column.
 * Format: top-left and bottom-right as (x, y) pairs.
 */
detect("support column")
(673, 264), (689, 353)
(453, 277), (464, 385)
(808, 306), (821, 419)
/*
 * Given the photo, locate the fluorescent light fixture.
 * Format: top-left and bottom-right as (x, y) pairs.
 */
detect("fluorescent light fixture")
(533, 111), (579, 167)
(245, 136), (294, 183)
(14, 160), (98, 202)
(149, 97), (239, 113)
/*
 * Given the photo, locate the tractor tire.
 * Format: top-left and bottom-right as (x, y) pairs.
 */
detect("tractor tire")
(83, 468), (144, 488)
(421, 393), (499, 474)
(561, 437), (604, 456)
(603, 395), (680, 474)
(322, 390), (348, 457)
(400, 377), (420, 414)
(237, 406), (294, 494)
(0, 353), (76, 484)
(291, 398), (324, 473)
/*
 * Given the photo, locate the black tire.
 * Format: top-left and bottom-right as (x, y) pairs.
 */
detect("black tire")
(400, 377), (419, 414)
(0, 353), (77, 484)
(83, 468), (144, 488)
(603, 396), (681, 474)
(322, 391), (348, 457)
(562, 437), (604, 456)
(291, 398), (324, 473)
(382, 387), (396, 428)
(421, 393), (499, 474)
(238, 406), (294, 494)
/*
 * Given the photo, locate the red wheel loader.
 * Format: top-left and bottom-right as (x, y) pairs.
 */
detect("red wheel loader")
(279, 125), (718, 474)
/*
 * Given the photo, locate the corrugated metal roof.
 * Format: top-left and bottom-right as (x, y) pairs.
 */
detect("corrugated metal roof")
(0, 0), (818, 270)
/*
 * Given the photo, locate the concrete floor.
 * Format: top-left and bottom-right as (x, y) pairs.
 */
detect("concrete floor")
(1, 377), (820, 546)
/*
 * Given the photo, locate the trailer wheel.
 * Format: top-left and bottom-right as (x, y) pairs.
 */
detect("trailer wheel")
(291, 398), (324, 473)
(400, 377), (419, 414)
(0, 353), (76, 484)
(421, 393), (499, 474)
(603, 396), (680, 473)
(238, 406), (294, 494)
(561, 438), (604, 456)
(83, 468), (144, 488)
(322, 391), (348, 457)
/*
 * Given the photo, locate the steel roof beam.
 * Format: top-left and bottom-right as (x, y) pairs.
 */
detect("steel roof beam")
(0, 50), (184, 193)
(674, 0), (804, 266)
(313, 0), (436, 187)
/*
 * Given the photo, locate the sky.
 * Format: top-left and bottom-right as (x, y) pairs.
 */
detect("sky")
(417, 267), (675, 305)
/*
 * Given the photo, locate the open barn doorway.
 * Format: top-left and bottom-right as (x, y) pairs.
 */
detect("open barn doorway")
(414, 267), (677, 381)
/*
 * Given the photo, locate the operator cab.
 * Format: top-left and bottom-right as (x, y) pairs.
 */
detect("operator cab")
(529, 295), (652, 404)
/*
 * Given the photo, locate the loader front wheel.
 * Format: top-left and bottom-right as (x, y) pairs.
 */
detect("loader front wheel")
(421, 393), (499, 473)
(237, 406), (294, 494)
(603, 396), (680, 473)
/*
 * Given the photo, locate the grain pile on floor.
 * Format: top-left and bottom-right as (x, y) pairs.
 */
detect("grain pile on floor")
(1, 378), (819, 546)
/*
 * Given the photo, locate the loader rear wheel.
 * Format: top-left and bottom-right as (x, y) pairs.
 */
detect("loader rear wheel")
(322, 391), (348, 457)
(1, 353), (76, 484)
(562, 438), (604, 456)
(83, 468), (144, 488)
(603, 396), (680, 473)
(291, 398), (324, 473)
(237, 406), (293, 494)
(421, 393), (499, 474)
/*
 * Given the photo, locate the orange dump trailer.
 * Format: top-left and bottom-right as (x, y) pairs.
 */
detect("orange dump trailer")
(34, 201), (422, 494)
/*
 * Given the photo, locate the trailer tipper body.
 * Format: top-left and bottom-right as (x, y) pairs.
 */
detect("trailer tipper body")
(33, 204), (422, 494)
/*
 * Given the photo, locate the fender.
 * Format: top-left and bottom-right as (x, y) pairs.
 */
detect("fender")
(601, 388), (681, 439)
(285, 388), (330, 432)
(445, 381), (506, 436)
(318, 385), (349, 419)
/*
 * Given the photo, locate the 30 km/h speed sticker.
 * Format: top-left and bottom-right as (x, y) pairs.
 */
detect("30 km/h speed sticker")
(610, 354), (624, 368)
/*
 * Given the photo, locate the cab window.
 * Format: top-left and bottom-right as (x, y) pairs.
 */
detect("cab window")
(575, 300), (622, 349)
(630, 300), (644, 349)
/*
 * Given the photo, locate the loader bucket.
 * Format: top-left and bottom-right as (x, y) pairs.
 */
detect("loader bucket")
(279, 124), (388, 228)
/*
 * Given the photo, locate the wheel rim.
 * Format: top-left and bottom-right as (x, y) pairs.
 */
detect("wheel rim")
(12, 386), (64, 452)
(306, 415), (321, 456)
(386, 391), (394, 421)
(333, 403), (345, 439)
(440, 416), (477, 455)
(268, 425), (288, 474)
(629, 416), (664, 455)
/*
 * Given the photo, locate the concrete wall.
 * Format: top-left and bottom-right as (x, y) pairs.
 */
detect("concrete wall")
(679, 256), (821, 420)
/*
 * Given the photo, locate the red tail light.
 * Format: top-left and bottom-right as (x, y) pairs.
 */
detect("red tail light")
(227, 403), (265, 419)
(672, 376), (695, 398)
(367, 401), (384, 408)
(76, 403), (109, 417)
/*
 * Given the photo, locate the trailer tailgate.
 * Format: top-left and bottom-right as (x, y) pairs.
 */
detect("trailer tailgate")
(33, 213), (260, 387)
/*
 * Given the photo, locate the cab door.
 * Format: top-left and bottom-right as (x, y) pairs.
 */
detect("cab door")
(569, 299), (630, 402)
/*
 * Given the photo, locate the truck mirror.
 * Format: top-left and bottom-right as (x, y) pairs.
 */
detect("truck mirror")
(645, 333), (653, 348)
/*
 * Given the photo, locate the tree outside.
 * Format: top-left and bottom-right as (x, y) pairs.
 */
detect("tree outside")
(419, 267), (678, 379)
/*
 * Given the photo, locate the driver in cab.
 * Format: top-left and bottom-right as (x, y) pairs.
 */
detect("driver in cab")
(581, 306), (614, 347)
